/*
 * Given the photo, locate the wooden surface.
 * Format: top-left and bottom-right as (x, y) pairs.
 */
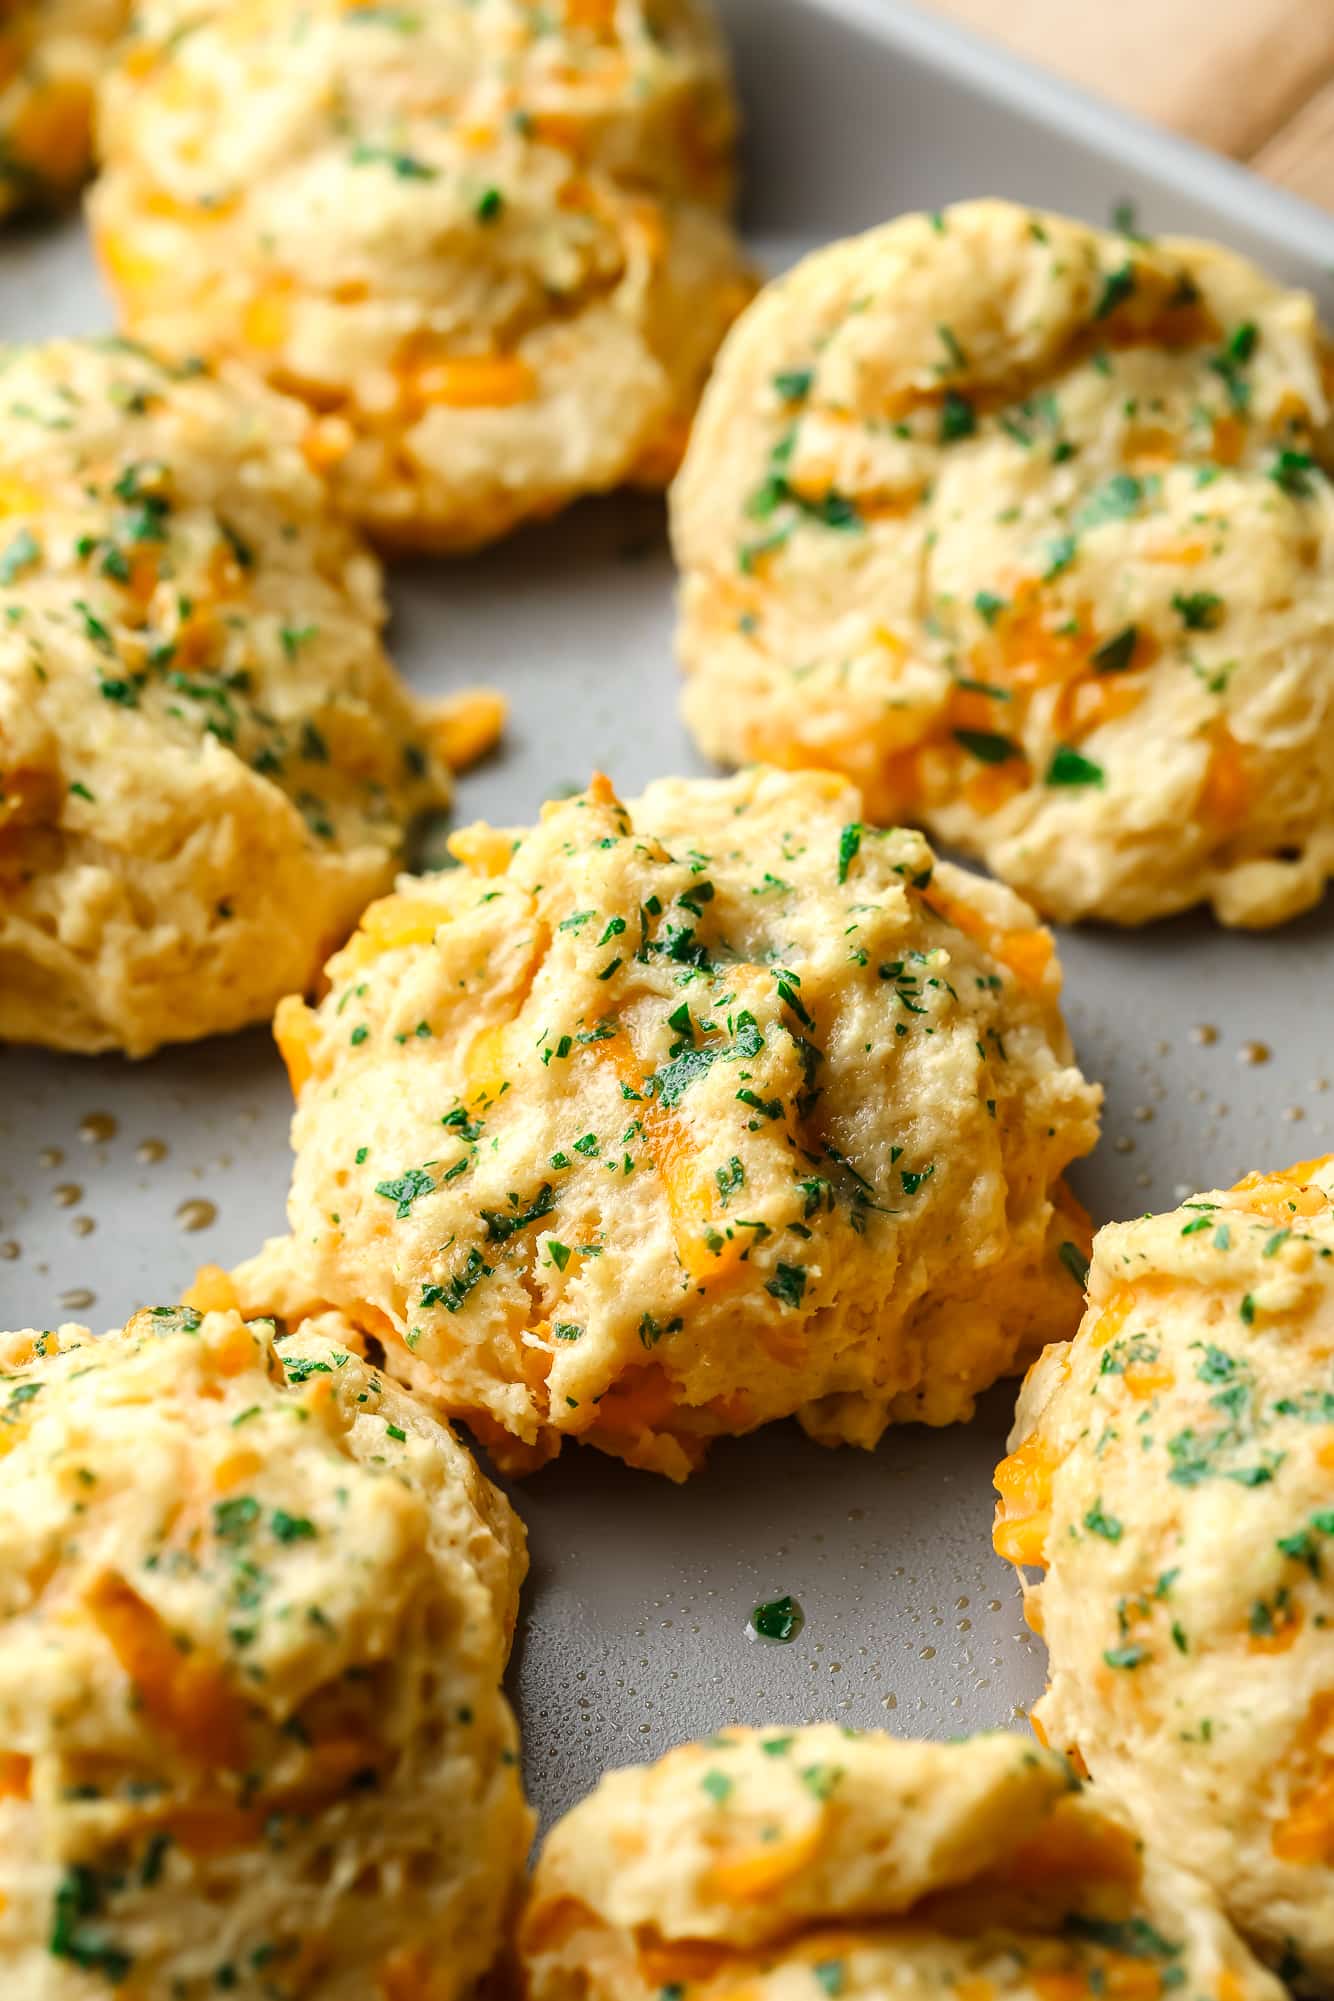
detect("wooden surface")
(931, 0), (1334, 211)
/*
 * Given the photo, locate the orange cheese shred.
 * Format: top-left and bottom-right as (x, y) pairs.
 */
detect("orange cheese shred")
(924, 889), (1055, 992)
(1274, 1768), (1334, 1865)
(1199, 728), (1249, 826)
(637, 1941), (733, 1988)
(413, 354), (537, 409)
(597, 1031), (750, 1287)
(85, 1571), (250, 1769)
(1089, 1283), (1137, 1348)
(1122, 1362), (1175, 1401)
(183, 1264), (241, 1316)
(274, 993), (319, 1098)
(341, 894), (451, 972)
(709, 1821), (823, 1900)
(993, 1434), (1059, 1569)
(0, 1752), (31, 1801)
(428, 688), (507, 772)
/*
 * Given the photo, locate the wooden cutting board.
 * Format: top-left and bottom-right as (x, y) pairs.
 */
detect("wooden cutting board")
(931, 0), (1334, 211)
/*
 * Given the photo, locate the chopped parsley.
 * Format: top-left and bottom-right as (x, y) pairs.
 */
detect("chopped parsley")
(939, 389), (976, 443)
(954, 729), (1020, 765)
(1091, 624), (1137, 673)
(1093, 263), (1136, 318)
(1074, 472), (1143, 529)
(374, 1166), (435, 1218)
(765, 1263), (807, 1309)
(1172, 591), (1223, 631)
(1083, 1500), (1123, 1542)
(1103, 1642), (1149, 1670)
(1270, 449), (1317, 498)
(1045, 745), (1104, 788)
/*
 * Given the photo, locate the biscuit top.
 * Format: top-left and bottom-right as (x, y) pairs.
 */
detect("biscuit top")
(93, 0), (738, 362)
(101, 0), (736, 209)
(673, 199), (1334, 926)
(91, 0), (751, 546)
(679, 198), (1333, 641)
(1000, 1152), (1334, 1610)
(0, 336), (446, 858)
(528, 1728), (1081, 1946)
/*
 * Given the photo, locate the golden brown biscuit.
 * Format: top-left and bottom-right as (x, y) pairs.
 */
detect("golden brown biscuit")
(233, 766), (1100, 1479)
(995, 1156), (1334, 1987)
(0, 337), (452, 1056)
(0, 1302), (530, 1999)
(0, 0), (125, 216)
(519, 1725), (1283, 2001)
(91, 0), (753, 550)
(672, 200), (1334, 927)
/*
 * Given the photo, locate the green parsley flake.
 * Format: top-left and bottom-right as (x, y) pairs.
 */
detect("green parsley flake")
(375, 1166), (434, 1218)
(1045, 745), (1104, 788)
(765, 1263), (806, 1309)
(954, 729), (1020, 765)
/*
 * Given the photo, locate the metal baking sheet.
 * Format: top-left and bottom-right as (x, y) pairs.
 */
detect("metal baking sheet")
(4, 0), (1334, 1829)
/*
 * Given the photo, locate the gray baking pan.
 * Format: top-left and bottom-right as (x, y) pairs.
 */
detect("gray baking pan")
(4, 0), (1334, 1828)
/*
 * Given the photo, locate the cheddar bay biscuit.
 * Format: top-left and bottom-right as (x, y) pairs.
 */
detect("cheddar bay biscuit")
(0, 0), (126, 217)
(996, 1156), (1334, 1986)
(520, 1725), (1283, 2001)
(672, 199), (1334, 927)
(239, 766), (1100, 1479)
(0, 337), (451, 1056)
(0, 1302), (530, 1999)
(92, 0), (753, 549)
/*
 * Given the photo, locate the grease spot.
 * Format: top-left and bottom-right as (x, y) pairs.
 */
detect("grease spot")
(176, 1198), (217, 1233)
(79, 1113), (117, 1145)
